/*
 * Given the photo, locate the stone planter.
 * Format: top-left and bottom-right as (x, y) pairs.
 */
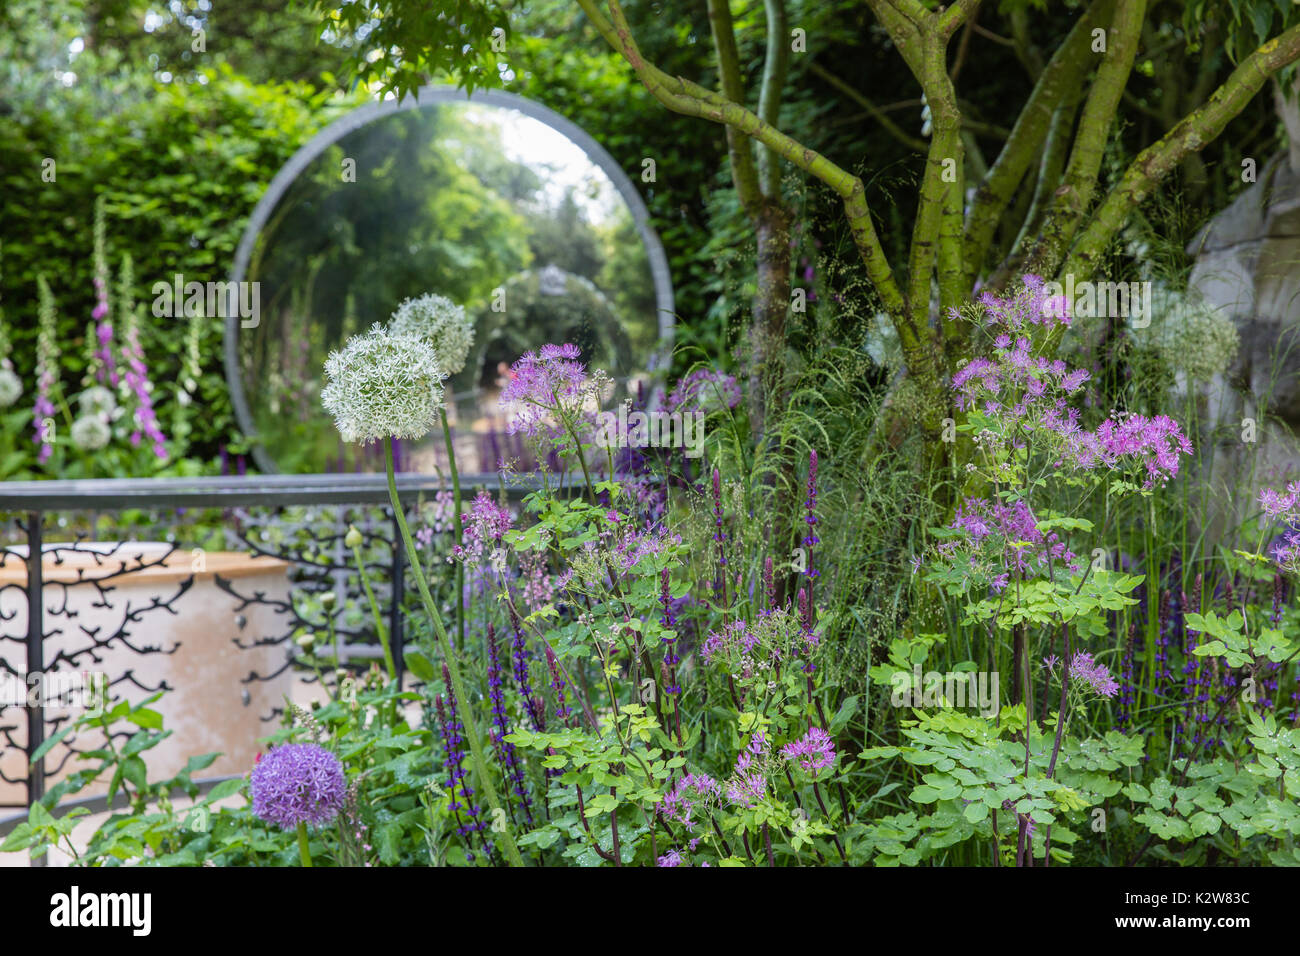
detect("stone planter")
(0, 543), (292, 806)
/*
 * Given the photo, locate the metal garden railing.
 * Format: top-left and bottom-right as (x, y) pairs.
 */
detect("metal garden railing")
(0, 471), (540, 853)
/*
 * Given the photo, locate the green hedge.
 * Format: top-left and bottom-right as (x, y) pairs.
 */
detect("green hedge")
(0, 65), (354, 478)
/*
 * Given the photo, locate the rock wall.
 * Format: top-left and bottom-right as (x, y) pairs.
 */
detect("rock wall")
(1186, 79), (1300, 523)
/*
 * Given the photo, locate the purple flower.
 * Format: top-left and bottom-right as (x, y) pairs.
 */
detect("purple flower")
(454, 490), (515, 567)
(725, 771), (767, 808)
(1259, 483), (1300, 519)
(804, 450), (820, 588)
(121, 319), (168, 459)
(487, 625), (533, 826)
(436, 665), (491, 861)
(660, 773), (722, 827)
(250, 743), (346, 830)
(499, 343), (588, 436)
(657, 849), (684, 867)
(700, 620), (758, 668)
(1068, 651), (1120, 698)
(507, 605), (545, 732)
(780, 726), (837, 778)
(946, 497), (1078, 579)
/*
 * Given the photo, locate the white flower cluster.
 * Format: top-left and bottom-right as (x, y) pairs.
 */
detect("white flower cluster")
(321, 324), (445, 444)
(1174, 305), (1239, 383)
(79, 385), (117, 418)
(388, 294), (474, 378)
(1146, 289), (1240, 384)
(71, 415), (111, 451)
(0, 365), (20, 408)
(69, 385), (119, 451)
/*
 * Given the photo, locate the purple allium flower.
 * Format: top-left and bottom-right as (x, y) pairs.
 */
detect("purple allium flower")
(499, 342), (588, 436)
(250, 743), (346, 829)
(1259, 482), (1300, 519)
(780, 726), (837, 778)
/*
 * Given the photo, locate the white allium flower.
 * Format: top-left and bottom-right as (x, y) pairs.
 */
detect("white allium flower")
(78, 385), (117, 418)
(1144, 289), (1240, 383)
(71, 414), (111, 451)
(0, 367), (21, 408)
(321, 324), (445, 444)
(1174, 305), (1239, 382)
(387, 294), (474, 378)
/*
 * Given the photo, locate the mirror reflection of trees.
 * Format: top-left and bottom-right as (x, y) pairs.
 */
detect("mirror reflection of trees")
(240, 101), (658, 474)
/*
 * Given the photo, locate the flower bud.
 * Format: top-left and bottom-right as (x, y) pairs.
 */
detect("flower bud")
(344, 525), (363, 549)
(320, 590), (337, 610)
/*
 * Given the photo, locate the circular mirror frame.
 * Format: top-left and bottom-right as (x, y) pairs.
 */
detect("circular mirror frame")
(223, 84), (676, 474)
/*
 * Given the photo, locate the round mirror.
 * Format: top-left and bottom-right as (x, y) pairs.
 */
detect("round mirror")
(224, 86), (674, 475)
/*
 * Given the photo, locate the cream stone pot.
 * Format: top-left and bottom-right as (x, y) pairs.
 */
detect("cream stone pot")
(0, 542), (292, 806)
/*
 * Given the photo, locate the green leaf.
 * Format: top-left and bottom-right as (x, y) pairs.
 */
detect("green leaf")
(122, 755), (148, 791)
(829, 696), (859, 735)
(205, 777), (245, 803)
(185, 752), (221, 774)
(910, 784), (940, 803)
(29, 722), (78, 765)
(403, 646), (437, 682)
(127, 707), (164, 730)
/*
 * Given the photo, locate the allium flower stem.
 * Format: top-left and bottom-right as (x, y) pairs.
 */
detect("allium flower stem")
(384, 437), (525, 868)
(440, 407), (466, 649)
(349, 536), (395, 681)
(297, 821), (313, 867)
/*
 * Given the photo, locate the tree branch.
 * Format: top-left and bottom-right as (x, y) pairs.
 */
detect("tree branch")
(757, 0), (791, 198)
(574, 0), (910, 326)
(937, 0), (981, 40)
(706, 0), (763, 213)
(1025, 0), (1147, 277)
(989, 99), (1079, 290)
(1060, 22), (1300, 285)
(963, 0), (1113, 288)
